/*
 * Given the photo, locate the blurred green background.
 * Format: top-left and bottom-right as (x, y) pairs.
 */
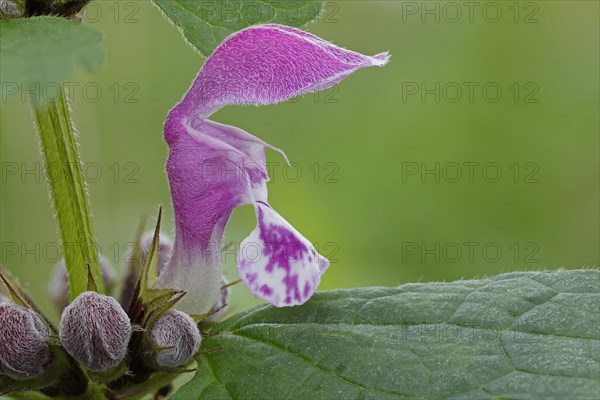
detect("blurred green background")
(1, 1), (598, 321)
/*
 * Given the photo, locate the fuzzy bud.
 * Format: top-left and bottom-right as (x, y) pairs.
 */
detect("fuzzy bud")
(140, 231), (173, 276)
(204, 276), (230, 322)
(0, 303), (51, 380)
(150, 310), (200, 368)
(49, 255), (117, 310)
(0, 0), (25, 18)
(60, 292), (131, 372)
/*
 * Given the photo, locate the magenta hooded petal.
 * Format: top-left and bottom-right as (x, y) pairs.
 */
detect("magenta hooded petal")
(159, 24), (388, 314)
(177, 23), (389, 118)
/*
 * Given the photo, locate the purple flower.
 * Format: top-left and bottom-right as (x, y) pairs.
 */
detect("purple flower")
(157, 24), (388, 314)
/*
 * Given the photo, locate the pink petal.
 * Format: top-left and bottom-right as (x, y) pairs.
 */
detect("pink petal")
(179, 24), (389, 118)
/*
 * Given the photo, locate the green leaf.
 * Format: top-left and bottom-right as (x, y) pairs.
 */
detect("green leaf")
(141, 208), (163, 296)
(31, 87), (104, 299)
(152, 0), (323, 57)
(0, 16), (103, 87)
(173, 269), (600, 400)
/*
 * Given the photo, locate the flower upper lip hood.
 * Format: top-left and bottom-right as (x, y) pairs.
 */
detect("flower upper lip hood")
(157, 24), (389, 315)
(164, 24), (389, 129)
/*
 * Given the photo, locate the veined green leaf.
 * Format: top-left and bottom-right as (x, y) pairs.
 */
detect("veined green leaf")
(173, 269), (599, 400)
(152, 0), (323, 57)
(0, 16), (103, 88)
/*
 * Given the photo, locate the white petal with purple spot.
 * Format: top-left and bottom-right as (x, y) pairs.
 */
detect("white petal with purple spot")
(238, 202), (329, 307)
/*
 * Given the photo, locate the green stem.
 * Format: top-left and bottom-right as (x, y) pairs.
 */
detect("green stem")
(86, 383), (111, 400)
(31, 86), (104, 299)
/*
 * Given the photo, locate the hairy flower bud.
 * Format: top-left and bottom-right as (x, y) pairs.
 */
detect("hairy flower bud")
(60, 292), (131, 372)
(49, 255), (116, 310)
(140, 231), (173, 276)
(0, 303), (51, 380)
(0, 0), (24, 18)
(150, 310), (200, 368)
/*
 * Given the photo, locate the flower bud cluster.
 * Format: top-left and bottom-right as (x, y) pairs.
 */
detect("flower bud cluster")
(56, 290), (201, 374)
(0, 290), (204, 387)
(2, 233), (216, 382)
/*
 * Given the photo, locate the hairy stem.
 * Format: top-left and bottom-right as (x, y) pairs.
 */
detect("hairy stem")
(31, 86), (104, 299)
(86, 383), (111, 400)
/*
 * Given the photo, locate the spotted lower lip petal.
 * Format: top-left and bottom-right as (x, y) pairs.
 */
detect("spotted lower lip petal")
(158, 24), (389, 314)
(239, 202), (330, 307)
